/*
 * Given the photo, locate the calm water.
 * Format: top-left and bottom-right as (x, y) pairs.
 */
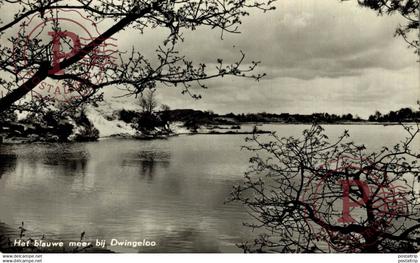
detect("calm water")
(0, 124), (417, 252)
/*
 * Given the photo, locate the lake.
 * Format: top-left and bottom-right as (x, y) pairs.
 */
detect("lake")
(0, 124), (418, 252)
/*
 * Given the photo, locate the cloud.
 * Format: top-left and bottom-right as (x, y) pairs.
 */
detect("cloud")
(149, 0), (419, 116)
(1, 0), (418, 117)
(153, 65), (419, 118)
(174, 0), (416, 79)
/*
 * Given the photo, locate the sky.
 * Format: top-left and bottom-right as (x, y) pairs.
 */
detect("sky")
(112, 0), (419, 118)
(1, 0), (419, 118)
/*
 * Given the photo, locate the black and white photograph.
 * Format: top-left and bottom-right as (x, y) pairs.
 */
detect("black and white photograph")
(0, 0), (419, 259)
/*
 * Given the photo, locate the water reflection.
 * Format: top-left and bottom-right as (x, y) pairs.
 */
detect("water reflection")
(40, 151), (90, 175)
(0, 153), (16, 179)
(0, 125), (417, 253)
(0, 144), (91, 178)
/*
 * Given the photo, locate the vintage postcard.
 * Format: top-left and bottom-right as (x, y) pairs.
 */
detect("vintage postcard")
(0, 0), (419, 261)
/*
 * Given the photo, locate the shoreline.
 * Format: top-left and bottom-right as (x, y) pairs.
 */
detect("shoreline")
(0, 122), (415, 144)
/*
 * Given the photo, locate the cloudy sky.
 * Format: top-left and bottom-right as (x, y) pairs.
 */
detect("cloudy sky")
(1, 0), (418, 118)
(111, 0), (419, 118)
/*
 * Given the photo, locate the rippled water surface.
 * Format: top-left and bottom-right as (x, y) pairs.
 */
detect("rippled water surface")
(0, 124), (417, 252)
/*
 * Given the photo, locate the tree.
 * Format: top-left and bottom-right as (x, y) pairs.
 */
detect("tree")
(369, 110), (382, 122)
(355, 0), (419, 56)
(0, 0), (275, 112)
(343, 113), (353, 121)
(137, 89), (173, 134)
(160, 104), (172, 132)
(160, 104), (171, 113)
(230, 124), (420, 252)
(139, 89), (158, 114)
(230, 1), (419, 253)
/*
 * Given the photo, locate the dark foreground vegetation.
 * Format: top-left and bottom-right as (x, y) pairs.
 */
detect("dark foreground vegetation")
(231, 123), (420, 253)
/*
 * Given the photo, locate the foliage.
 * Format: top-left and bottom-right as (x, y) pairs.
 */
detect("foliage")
(119, 109), (139, 124)
(368, 108), (420, 122)
(231, 124), (420, 252)
(0, 222), (102, 253)
(0, 0), (275, 112)
(139, 90), (158, 114)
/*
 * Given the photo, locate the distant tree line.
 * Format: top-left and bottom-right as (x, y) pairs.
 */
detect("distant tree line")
(118, 107), (420, 129)
(226, 112), (360, 123)
(368, 108), (420, 122)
